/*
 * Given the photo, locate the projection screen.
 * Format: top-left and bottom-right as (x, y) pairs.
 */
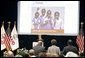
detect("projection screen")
(18, 1), (79, 35)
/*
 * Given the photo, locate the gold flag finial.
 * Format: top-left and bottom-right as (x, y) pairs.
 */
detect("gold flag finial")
(2, 21), (4, 26)
(8, 21), (11, 28)
(81, 22), (84, 29)
(8, 21), (11, 24)
(14, 21), (16, 25)
(14, 21), (16, 26)
(80, 22), (84, 36)
(8, 21), (11, 37)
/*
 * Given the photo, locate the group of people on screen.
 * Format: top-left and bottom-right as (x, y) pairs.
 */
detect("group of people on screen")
(32, 8), (64, 29)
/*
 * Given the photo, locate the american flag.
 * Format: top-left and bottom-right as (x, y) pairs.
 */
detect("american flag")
(1, 23), (6, 50)
(4, 23), (12, 51)
(10, 23), (19, 51)
(4, 33), (11, 51)
(76, 34), (84, 52)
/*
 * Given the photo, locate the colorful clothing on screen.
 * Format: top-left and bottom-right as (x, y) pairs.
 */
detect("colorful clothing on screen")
(39, 15), (46, 29)
(32, 18), (40, 29)
(53, 18), (64, 29)
(42, 17), (53, 29)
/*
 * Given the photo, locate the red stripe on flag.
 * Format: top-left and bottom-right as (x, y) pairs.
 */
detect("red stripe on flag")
(76, 34), (84, 52)
(3, 33), (11, 51)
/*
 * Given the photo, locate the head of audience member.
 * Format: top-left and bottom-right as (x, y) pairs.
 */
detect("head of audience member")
(51, 54), (59, 57)
(65, 52), (79, 57)
(6, 51), (14, 57)
(35, 12), (39, 19)
(15, 54), (22, 57)
(3, 51), (8, 57)
(18, 51), (29, 57)
(4, 54), (8, 57)
(22, 53), (29, 57)
(38, 41), (43, 46)
(38, 52), (46, 57)
(46, 53), (52, 57)
(51, 39), (57, 45)
(41, 9), (46, 16)
(47, 10), (51, 18)
(29, 49), (36, 57)
(54, 11), (60, 19)
(67, 39), (73, 46)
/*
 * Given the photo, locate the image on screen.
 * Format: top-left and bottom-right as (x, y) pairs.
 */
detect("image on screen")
(31, 7), (64, 33)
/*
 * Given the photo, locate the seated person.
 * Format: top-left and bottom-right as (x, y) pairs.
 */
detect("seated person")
(62, 39), (79, 55)
(6, 51), (14, 57)
(29, 49), (36, 57)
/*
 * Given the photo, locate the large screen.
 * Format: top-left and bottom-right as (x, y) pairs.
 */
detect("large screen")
(18, 1), (79, 35)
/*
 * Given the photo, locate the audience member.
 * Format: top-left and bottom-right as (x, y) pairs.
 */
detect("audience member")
(62, 39), (79, 55)
(33, 41), (45, 56)
(38, 52), (46, 57)
(46, 53), (52, 57)
(15, 54), (22, 57)
(47, 39), (60, 55)
(51, 54), (59, 57)
(18, 51), (29, 57)
(29, 49), (36, 57)
(6, 51), (14, 57)
(65, 52), (79, 57)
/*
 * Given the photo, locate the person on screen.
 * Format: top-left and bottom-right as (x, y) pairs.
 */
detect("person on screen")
(53, 11), (64, 29)
(42, 10), (53, 29)
(39, 9), (46, 29)
(32, 12), (40, 29)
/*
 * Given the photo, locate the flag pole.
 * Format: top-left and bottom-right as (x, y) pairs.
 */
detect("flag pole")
(80, 22), (84, 36)
(80, 22), (84, 53)
(14, 21), (16, 27)
(7, 21), (12, 51)
(2, 21), (4, 26)
(14, 21), (16, 39)
(8, 21), (11, 37)
(14, 21), (16, 31)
